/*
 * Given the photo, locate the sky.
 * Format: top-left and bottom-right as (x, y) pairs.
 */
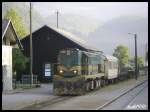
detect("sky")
(3, 2), (147, 61)
(29, 2), (148, 60)
(32, 2), (148, 23)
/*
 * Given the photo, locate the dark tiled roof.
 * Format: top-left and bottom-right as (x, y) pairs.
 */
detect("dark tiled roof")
(22, 25), (100, 52)
(50, 26), (100, 52)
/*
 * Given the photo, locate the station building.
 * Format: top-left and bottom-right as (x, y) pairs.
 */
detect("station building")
(21, 25), (99, 82)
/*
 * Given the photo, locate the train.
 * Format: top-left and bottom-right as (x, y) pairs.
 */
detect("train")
(53, 48), (133, 95)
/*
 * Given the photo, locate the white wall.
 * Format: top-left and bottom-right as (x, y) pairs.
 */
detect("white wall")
(2, 45), (13, 91)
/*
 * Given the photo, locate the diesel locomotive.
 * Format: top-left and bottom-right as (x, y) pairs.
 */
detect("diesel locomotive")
(53, 48), (120, 95)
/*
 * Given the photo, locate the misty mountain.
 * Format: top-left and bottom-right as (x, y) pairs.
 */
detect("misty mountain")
(2, 2), (100, 38)
(45, 13), (100, 37)
(2, 2), (148, 60)
(87, 16), (148, 59)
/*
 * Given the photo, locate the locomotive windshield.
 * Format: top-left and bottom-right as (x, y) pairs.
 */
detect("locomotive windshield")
(58, 49), (79, 67)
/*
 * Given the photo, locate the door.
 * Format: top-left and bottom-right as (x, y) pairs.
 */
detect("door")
(44, 63), (51, 77)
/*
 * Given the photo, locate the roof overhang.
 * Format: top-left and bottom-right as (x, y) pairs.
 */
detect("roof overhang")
(2, 19), (23, 50)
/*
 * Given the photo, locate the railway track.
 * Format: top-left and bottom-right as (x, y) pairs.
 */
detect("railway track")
(96, 79), (148, 110)
(21, 96), (74, 110)
(20, 78), (147, 110)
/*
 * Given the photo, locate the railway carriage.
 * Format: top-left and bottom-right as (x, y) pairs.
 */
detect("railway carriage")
(53, 48), (119, 95)
(103, 55), (119, 84)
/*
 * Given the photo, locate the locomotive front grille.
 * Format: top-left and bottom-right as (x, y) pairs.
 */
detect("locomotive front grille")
(63, 71), (77, 78)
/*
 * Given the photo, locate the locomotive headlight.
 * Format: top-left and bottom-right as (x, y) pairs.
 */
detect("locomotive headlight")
(73, 70), (77, 74)
(59, 70), (63, 74)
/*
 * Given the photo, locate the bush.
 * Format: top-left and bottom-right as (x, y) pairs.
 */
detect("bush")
(12, 48), (29, 80)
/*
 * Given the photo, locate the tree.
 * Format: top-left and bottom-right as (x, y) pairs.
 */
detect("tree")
(129, 56), (144, 69)
(146, 51), (148, 66)
(4, 8), (27, 38)
(113, 45), (129, 70)
(12, 48), (29, 80)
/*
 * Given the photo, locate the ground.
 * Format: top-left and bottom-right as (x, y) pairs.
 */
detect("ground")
(2, 83), (57, 110)
(2, 75), (148, 110)
(125, 86), (148, 110)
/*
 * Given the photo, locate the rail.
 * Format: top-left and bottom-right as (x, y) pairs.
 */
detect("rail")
(95, 79), (148, 110)
(21, 96), (73, 110)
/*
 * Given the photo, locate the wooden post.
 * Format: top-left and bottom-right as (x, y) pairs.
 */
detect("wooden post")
(30, 2), (33, 85)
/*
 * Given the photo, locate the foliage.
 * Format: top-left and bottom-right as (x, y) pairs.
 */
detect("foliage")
(129, 56), (144, 69)
(12, 48), (29, 79)
(146, 51), (148, 62)
(4, 8), (27, 38)
(113, 45), (129, 70)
